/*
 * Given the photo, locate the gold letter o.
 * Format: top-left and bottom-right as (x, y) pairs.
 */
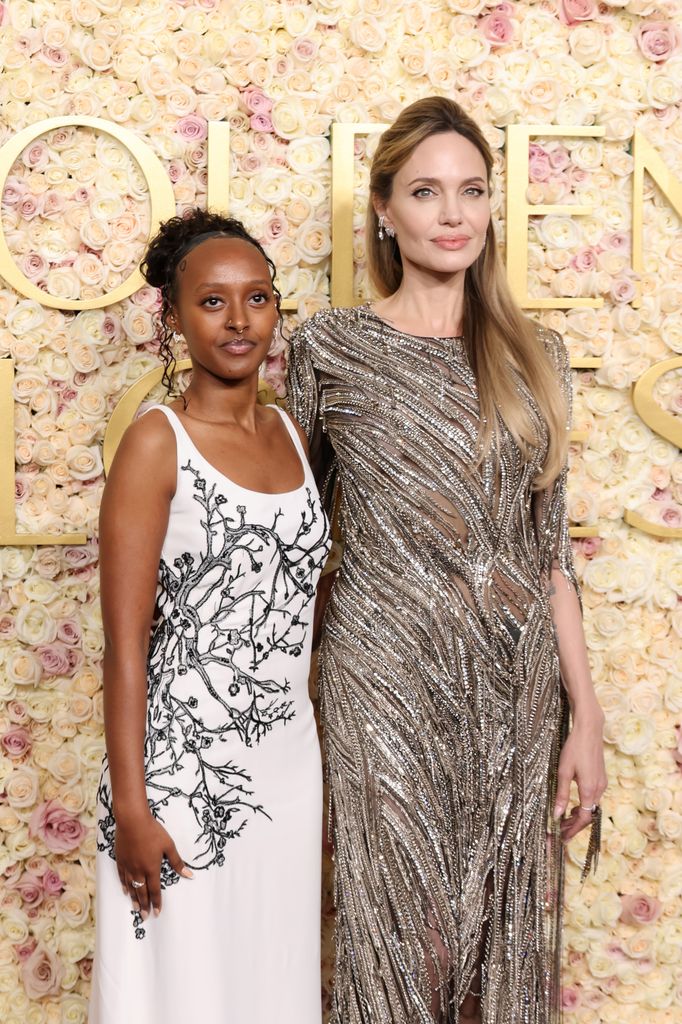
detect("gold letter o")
(0, 116), (176, 310)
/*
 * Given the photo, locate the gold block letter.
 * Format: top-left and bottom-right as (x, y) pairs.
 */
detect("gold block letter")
(632, 130), (682, 309)
(331, 123), (387, 308)
(506, 124), (605, 310)
(0, 360), (86, 545)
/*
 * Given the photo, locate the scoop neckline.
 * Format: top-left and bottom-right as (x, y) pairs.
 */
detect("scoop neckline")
(360, 304), (465, 343)
(162, 405), (308, 499)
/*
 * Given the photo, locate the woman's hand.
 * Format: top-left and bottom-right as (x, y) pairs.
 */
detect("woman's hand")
(114, 811), (192, 918)
(553, 700), (607, 842)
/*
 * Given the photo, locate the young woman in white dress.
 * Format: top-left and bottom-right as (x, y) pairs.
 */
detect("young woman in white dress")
(90, 210), (330, 1024)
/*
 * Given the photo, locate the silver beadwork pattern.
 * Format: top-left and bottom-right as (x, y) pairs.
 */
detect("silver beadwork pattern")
(288, 305), (579, 1024)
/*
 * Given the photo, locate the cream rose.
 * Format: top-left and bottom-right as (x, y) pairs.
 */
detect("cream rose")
(5, 766), (40, 809)
(15, 604), (57, 646)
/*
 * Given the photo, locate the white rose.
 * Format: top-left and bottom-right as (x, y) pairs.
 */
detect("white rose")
(656, 811), (682, 842)
(616, 714), (656, 756)
(15, 604), (57, 646)
(5, 301), (45, 336)
(569, 25), (607, 66)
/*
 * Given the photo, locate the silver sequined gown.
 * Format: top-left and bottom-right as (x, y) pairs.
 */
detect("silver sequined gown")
(288, 306), (577, 1024)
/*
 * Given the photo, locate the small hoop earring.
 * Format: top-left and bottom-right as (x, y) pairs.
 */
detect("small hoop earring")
(172, 330), (182, 343)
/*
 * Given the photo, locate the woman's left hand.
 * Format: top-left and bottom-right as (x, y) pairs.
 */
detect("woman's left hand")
(553, 700), (607, 842)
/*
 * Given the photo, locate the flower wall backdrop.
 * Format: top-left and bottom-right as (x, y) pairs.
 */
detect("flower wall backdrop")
(0, 0), (680, 1021)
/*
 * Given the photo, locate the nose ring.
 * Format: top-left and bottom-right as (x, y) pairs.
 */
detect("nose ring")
(229, 323), (246, 334)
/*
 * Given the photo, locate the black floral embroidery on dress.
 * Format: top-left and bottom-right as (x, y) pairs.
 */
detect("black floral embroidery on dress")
(97, 461), (330, 937)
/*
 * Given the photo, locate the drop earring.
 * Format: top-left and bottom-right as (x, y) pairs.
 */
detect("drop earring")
(385, 224), (395, 239)
(378, 215), (385, 241)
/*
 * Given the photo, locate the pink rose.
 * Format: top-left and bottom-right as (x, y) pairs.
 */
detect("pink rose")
(1, 727), (32, 759)
(528, 144), (552, 182)
(42, 190), (66, 219)
(57, 619), (82, 647)
(479, 10), (514, 45)
(0, 613), (15, 639)
(7, 699), (28, 723)
(243, 87), (273, 115)
(79, 957), (94, 981)
(559, 0), (596, 26)
(2, 178), (27, 205)
(29, 800), (88, 853)
(63, 543), (98, 567)
(603, 232), (630, 251)
(637, 21), (681, 63)
(20, 252), (49, 281)
(263, 215), (287, 243)
(662, 506), (682, 527)
(37, 642), (72, 677)
(574, 536), (601, 559)
(21, 943), (64, 999)
(239, 153), (263, 175)
(42, 869), (64, 897)
(18, 195), (43, 220)
(610, 277), (636, 304)
(22, 140), (49, 171)
(292, 37), (318, 62)
(14, 873), (44, 908)
(176, 114), (208, 141)
(572, 247), (598, 272)
(16, 30), (42, 56)
(620, 894), (663, 926)
(15, 940), (37, 962)
(250, 113), (273, 133)
(567, 166), (588, 188)
(39, 46), (68, 68)
(72, 187), (90, 204)
(561, 986), (582, 1011)
(167, 159), (186, 183)
(549, 147), (570, 171)
(14, 477), (29, 502)
(263, 353), (287, 398)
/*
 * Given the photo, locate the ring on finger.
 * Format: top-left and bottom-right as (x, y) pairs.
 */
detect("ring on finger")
(130, 879), (145, 889)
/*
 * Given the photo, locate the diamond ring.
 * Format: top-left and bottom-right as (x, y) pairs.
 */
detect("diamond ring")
(130, 880), (145, 889)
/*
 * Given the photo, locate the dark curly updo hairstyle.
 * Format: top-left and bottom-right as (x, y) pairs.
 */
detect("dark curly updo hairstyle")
(141, 208), (282, 392)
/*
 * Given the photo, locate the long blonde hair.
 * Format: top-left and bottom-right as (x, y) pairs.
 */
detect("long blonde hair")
(367, 96), (567, 489)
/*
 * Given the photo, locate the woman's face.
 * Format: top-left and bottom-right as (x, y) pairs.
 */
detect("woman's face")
(376, 131), (491, 277)
(170, 237), (278, 383)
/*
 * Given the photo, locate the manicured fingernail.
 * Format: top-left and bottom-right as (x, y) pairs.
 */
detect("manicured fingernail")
(181, 868), (193, 878)
(154, 908), (160, 917)
(141, 910), (149, 921)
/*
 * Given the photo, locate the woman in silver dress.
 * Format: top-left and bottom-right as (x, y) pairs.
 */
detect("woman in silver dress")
(288, 98), (607, 1024)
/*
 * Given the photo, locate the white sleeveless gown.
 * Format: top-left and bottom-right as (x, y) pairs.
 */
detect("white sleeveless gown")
(90, 405), (330, 1024)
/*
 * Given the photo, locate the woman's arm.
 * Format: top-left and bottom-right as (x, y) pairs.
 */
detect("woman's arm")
(99, 411), (191, 918)
(549, 571), (607, 841)
(287, 322), (340, 644)
(535, 328), (607, 842)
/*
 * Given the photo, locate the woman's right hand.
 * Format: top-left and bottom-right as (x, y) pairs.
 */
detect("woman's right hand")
(114, 811), (192, 918)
